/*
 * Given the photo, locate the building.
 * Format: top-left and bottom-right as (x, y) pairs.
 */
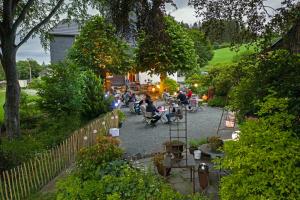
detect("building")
(269, 20), (300, 54)
(49, 20), (178, 88)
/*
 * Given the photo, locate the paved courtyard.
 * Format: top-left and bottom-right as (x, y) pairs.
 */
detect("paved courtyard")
(119, 104), (234, 156)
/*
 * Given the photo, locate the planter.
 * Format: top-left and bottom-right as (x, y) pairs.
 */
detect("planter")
(155, 164), (171, 176)
(165, 143), (184, 159)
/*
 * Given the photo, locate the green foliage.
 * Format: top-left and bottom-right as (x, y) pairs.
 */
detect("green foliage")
(20, 92), (42, 129)
(81, 70), (110, 119)
(219, 97), (300, 199)
(229, 50), (300, 119)
(57, 135), (207, 200)
(69, 16), (132, 77)
(189, 138), (207, 148)
(207, 96), (227, 107)
(185, 73), (208, 95)
(0, 136), (44, 171)
(28, 78), (43, 89)
(38, 61), (83, 115)
(16, 59), (44, 80)
(76, 136), (123, 179)
(187, 28), (213, 69)
(136, 16), (198, 76)
(117, 110), (126, 122)
(163, 77), (178, 94)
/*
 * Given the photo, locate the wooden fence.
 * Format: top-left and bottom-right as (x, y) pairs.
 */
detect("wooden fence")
(0, 110), (119, 200)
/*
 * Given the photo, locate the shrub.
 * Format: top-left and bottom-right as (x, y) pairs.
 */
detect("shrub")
(57, 160), (207, 200)
(27, 78), (43, 89)
(38, 61), (83, 115)
(76, 136), (123, 179)
(189, 138), (207, 148)
(219, 97), (300, 199)
(0, 136), (44, 171)
(20, 92), (42, 129)
(208, 96), (227, 107)
(81, 70), (110, 119)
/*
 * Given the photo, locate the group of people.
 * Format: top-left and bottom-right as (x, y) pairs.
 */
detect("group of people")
(111, 88), (198, 127)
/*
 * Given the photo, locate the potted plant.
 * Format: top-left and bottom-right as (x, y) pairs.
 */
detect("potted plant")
(152, 152), (171, 176)
(207, 136), (224, 153)
(189, 138), (207, 155)
(117, 110), (126, 128)
(163, 140), (185, 159)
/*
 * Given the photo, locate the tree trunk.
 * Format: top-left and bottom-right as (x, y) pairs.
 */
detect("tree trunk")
(159, 73), (167, 94)
(1, 35), (21, 138)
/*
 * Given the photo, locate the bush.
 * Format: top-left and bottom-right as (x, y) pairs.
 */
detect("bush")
(38, 61), (83, 115)
(219, 97), (300, 199)
(27, 78), (43, 89)
(76, 136), (123, 179)
(0, 136), (44, 171)
(20, 92), (42, 129)
(208, 96), (227, 107)
(81, 70), (110, 119)
(229, 50), (300, 120)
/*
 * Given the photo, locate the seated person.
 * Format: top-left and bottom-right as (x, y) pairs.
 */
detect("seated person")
(165, 103), (179, 124)
(177, 91), (189, 105)
(186, 89), (193, 99)
(146, 100), (161, 125)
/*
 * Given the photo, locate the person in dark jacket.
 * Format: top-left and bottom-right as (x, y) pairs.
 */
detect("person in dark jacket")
(146, 101), (161, 125)
(177, 91), (189, 105)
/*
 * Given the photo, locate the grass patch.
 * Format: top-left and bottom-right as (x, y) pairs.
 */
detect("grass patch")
(206, 44), (255, 69)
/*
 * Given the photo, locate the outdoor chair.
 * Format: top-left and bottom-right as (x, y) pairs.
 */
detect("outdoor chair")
(144, 112), (154, 125)
(128, 102), (135, 113)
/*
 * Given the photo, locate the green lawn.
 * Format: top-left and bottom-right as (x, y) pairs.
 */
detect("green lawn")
(207, 45), (255, 67)
(0, 90), (5, 123)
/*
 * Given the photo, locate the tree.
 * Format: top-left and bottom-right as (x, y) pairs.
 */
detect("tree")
(229, 50), (300, 122)
(38, 61), (83, 116)
(189, 0), (300, 47)
(136, 16), (198, 86)
(81, 70), (110, 120)
(69, 16), (132, 79)
(0, 0), (93, 138)
(187, 28), (213, 69)
(17, 59), (43, 80)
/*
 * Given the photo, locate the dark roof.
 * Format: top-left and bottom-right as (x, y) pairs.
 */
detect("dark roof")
(49, 20), (80, 36)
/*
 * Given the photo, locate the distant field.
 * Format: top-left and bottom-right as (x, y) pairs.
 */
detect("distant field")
(207, 45), (255, 67)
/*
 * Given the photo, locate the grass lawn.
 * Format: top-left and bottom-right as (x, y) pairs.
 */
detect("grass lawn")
(207, 45), (255, 68)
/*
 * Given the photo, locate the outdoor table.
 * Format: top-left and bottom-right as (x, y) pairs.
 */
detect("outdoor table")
(163, 153), (197, 193)
(157, 107), (168, 123)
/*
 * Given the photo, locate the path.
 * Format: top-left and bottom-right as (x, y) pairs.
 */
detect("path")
(119, 105), (233, 156)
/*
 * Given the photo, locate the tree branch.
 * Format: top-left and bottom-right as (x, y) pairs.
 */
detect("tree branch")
(13, 0), (35, 31)
(16, 0), (64, 49)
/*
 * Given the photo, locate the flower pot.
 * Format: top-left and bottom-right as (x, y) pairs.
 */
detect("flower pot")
(156, 164), (171, 176)
(165, 143), (184, 159)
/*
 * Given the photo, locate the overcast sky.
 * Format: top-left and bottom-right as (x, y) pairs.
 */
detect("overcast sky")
(16, 0), (283, 64)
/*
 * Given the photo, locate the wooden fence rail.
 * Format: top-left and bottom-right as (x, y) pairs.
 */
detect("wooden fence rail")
(0, 110), (119, 200)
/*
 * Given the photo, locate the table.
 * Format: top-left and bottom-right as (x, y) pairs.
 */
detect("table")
(157, 108), (168, 123)
(163, 153), (197, 193)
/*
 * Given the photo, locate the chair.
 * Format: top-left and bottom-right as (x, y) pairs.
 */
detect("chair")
(144, 112), (154, 125)
(128, 102), (135, 113)
(189, 98), (199, 112)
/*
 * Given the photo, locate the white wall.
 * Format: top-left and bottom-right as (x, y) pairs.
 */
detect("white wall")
(138, 72), (177, 84)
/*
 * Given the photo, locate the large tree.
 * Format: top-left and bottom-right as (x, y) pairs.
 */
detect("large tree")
(69, 16), (132, 79)
(0, 0), (93, 138)
(136, 16), (198, 84)
(189, 0), (300, 47)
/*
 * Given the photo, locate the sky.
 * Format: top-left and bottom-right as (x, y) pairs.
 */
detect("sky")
(16, 0), (283, 64)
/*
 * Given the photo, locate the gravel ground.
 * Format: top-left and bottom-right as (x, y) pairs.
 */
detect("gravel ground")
(119, 104), (234, 156)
